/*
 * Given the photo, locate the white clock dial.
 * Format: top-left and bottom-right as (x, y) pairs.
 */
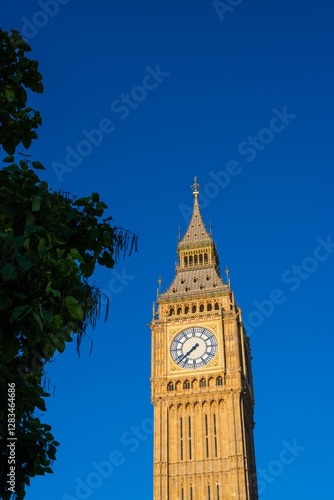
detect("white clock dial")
(170, 327), (218, 369)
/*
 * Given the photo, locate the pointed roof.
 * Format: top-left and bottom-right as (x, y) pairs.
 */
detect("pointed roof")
(178, 177), (212, 247)
(159, 178), (229, 302)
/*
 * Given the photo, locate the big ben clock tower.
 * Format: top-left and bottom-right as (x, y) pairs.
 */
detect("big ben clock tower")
(149, 179), (258, 500)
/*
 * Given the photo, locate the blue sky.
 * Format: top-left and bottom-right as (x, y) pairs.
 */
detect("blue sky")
(2, 0), (334, 498)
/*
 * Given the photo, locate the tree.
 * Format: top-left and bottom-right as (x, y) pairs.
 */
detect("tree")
(0, 28), (43, 155)
(0, 29), (138, 499)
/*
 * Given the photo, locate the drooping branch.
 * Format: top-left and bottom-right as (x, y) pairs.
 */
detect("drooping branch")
(75, 282), (110, 356)
(112, 226), (139, 261)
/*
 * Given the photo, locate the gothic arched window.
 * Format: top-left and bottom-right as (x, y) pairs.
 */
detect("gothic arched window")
(200, 379), (206, 388)
(216, 377), (223, 386)
(184, 381), (190, 390)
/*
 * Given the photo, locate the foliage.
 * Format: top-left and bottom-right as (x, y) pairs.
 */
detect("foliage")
(0, 29), (138, 499)
(0, 28), (43, 155)
(0, 159), (137, 498)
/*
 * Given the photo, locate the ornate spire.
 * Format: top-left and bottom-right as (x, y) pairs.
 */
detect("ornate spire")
(159, 178), (227, 301)
(191, 176), (200, 198)
(178, 178), (212, 247)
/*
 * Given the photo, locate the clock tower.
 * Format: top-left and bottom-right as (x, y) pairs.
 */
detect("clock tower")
(149, 179), (258, 500)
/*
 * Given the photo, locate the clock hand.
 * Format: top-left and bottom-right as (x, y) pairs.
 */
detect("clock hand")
(178, 343), (199, 363)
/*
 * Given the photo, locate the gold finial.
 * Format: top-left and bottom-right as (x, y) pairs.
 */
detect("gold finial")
(177, 226), (181, 242)
(209, 222), (212, 236)
(157, 275), (162, 296)
(225, 265), (229, 279)
(225, 265), (231, 289)
(191, 176), (200, 198)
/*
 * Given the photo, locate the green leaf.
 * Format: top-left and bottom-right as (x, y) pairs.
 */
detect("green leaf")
(26, 212), (36, 225)
(12, 291), (27, 299)
(16, 254), (34, 271)
(3, 162), (20, 172)
(1, 262), (18, 281)
(14, 235), (25, 247)
(25, 224), (39, 235)
(32, 161), (45, 170)
(15, 38), (31, 52)
(65, 296), (83, 320)
(41, 308), (53, 322)
(70, 248), (84, 263)
(74, 197), (89, 206)
(38, 238), (46, 252)
(11, 305), (30, 320)
(45, 282), (61, 298)
(3, 155), (14, 162)
(35, 398), (46, 412)
(33, 312), (43, 331)
(80, 255), (95, 277)
(22, 135), (32, 149)
(32, 195), (42, 211)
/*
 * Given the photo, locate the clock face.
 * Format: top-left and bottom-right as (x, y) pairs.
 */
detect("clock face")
(170, 327), (218, 369)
